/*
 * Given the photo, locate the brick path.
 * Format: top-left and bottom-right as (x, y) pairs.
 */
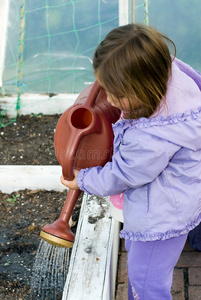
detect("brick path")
(115, 238), (201, 300)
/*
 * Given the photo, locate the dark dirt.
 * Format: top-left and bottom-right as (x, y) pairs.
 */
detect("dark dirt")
(0, 114), (60, 165)
(0, 114), (83, 300)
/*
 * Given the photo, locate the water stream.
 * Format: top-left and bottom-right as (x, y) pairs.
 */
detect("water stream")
(29, 239), (70, 299)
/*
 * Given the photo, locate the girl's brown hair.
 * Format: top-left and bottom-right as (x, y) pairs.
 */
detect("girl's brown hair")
(93, 23), (176, 119)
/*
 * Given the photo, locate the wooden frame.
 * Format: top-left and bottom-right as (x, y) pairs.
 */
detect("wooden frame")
(63, 193), (120, 300)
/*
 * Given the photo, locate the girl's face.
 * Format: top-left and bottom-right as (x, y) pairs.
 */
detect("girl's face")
(95, 75), (131, 110)
(105, 91), (131, 111)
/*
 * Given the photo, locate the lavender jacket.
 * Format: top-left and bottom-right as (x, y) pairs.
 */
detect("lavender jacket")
(77, 58), (201, 242)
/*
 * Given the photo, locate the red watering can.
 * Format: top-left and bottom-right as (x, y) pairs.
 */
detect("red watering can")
(40, 81), (120, 247)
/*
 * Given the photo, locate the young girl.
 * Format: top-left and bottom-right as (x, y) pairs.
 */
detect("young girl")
(61, 23), (201, 300)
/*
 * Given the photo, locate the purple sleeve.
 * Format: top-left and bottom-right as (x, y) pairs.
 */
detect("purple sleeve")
(76, 130), (180, 197)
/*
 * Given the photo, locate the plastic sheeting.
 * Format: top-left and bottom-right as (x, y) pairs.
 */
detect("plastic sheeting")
(2, 0), (201, 95)
(3, 0), (119, 94)
(135, 0), (201, 72)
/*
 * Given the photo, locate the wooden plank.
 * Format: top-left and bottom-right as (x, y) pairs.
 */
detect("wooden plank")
(0, 93), (78, 118)
(62, 194), (120, 300)
(110, 218), (121, 298)
(0, 165), (66, 193)
(118, 0), (130, 25)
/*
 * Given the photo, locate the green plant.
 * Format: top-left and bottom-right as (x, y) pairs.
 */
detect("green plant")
(6, 194), (20, 204)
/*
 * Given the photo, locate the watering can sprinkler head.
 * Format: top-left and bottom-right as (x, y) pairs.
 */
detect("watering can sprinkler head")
(40, 220), (75, 248)
(40, 81), (120, 248)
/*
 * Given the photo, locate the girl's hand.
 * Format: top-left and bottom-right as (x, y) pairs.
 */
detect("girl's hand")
(60, 169), (80, 190)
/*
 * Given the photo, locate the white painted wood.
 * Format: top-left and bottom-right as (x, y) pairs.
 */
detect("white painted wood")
(119, 0), (129, 26)
(132, 0), (135, 23)
(62, 194), (120, 300)
(0, 0), (10, 87)
(0, 165), (66, 193)
(102, 218), (120, 300)
(111, 219), (121, 299)
(0, 93), (78, 118)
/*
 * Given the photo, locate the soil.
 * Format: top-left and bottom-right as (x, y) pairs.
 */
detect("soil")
(0, 114), (82, 300)
(0, 114), (59, 165)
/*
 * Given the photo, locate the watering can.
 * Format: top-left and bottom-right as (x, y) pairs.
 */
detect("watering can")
(40, 81), (120, 247)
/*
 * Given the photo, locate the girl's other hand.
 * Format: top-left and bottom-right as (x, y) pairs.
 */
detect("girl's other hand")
(60, 169), (80, 190)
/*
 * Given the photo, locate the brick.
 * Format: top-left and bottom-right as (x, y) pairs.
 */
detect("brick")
(117, 251), (128, 283)
(189, 286), (201, 300)
(171, 269), (185, 300)
(176, 252), (201, 268)
(115, 283), (128, 300)
(121, 240), (127, 252)
(116, 266), (185, 299)
(189, 268), (201, 286)
(183, 239), (195, 252)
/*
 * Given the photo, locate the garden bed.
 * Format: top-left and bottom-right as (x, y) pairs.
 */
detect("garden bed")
(0, 189), (82, 300)
(0, 114), (82, 299)
(0, 114), (60, 165)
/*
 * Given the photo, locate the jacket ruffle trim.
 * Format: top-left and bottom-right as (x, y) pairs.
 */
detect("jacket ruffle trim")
(113, 106), (201, 130)
(120, 213), (201, 241)
(77, 168), (92, 194)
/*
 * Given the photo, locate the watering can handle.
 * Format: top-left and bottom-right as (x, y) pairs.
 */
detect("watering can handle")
(84, 80), (101, 108)
(62, 130), (84, 180)
(62, 81), (102, 180)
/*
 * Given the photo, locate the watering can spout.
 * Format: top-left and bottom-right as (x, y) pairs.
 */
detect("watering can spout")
(40, 189), (81, 248)
(40, 81), (120, 248)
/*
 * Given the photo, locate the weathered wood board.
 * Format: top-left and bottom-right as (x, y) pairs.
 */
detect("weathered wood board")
(0, 165), (65, 193)
(62, 194), (120, 300)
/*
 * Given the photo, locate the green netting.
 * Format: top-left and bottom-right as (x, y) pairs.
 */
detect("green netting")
(0, 0), (201, 128)
(3, 0), (119, 95)
(0, 0), (121, 127)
